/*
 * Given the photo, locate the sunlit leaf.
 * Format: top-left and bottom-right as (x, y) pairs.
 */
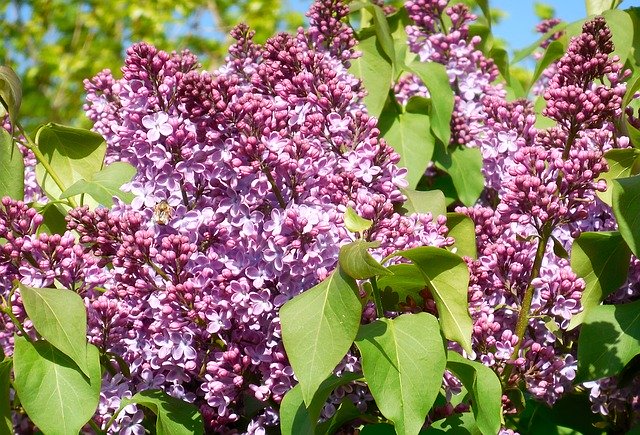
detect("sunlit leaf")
(339, 240), (392, 280)
(356, 313), (446, 435)
(19, 284), (90, 377)
(13, 338), (101, 435)
(280, 267), (362, 405)
(120, 390), (204, 435)
(0, 128), (24, 200)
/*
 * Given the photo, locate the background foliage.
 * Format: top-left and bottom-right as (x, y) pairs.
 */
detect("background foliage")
(0, 0), (303, 130)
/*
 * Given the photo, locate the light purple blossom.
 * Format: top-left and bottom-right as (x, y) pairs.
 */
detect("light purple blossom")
(142, 112), (173, 142)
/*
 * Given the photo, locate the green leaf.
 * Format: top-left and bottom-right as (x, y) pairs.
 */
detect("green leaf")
(475, 0), (492, 28)
(280, 267), (362, 405)
(409, 62), (454, 146)
(379, 100), (435, 188)
(0, 127), (24, 200)
(602, 9), (633, 66)
(425, 412), (481, 434)
(511, 22), (568, 64)
(534, 3), (556, 21)
(120, 390), (204, 435)
(0, 359), (11, 435)
(517, 392), (604, 435)
(35, 202), (69, 235)
(60, 161), (136, 205)
(597, 148), (639, 206)
(315, 399), (362, 435)
(586, 0), (620, 15)
(34, 123), (106, 200)
(344, 206), (373, 233)
(446, 352), (502, 435)
(399, 188), (446, 218)
(612, 175), (640, 257)
(393, 247), (473, 353)
(623, 72), (640, 109)
(0, 66), (22, 124)
(528, 40), (565, 92)
(378, 263), (428, 311)
(360, 423), (396, 434)
(19, 283), (91, 377)
(349, 32), (393, 118)
(339, 240), (392, 280)
(628, 121), (640, 149)
(355, 313), (446, 435)
(446, 213), (477, 259)
(367, 4), (395, 64)
(577, 299), (640, 382)
(280, 372), (362, 435)
(422, 171), (457, 206)
(569, 232), (631, 329)
(12, 337), (101, 435)
(436, 146), (485, 207)
(489, 47), (510, 83)
(551, 234), (569, 259)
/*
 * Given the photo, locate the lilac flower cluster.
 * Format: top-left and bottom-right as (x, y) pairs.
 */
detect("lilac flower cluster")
(396, 0), (504, 147)
(70, 0), (455, 431)
(459, 14), (638, 425)
(394, 0), (638, 428)
(0, 197), (108, 359)
(4, 0), (640, 432)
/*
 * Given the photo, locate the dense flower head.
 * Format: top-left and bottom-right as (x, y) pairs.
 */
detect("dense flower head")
(452, 16), (632, 420)
(0, 198), (109, 360)
(543, 17), (626, 132)
(78, 1), (454, 431)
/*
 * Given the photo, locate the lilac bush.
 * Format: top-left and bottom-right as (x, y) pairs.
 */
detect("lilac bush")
(1, 0), (640, 433)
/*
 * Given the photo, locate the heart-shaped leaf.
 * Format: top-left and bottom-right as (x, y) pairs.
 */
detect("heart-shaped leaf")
(35, 123), (106, 200)
(60, 161), (136, 205)
(280, 267), (362, 405)
(356, 312), (446, 435)
(19, 284), (90, 377)
(569, 231), (631, 329)
(577, 299), (640, 382)
(13, 338), (101, 435)
(394, 247), (473, 353)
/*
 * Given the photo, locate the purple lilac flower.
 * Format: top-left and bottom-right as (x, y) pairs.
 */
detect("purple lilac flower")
(397, 0), (504, 147)
(79, 1), (453, 431)
(456, 16), (629, 420)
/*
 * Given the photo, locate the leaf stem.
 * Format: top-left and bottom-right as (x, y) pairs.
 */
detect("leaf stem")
(261, 164), (287, 209)
(16, 123), (78, 208)
(504, 224), (551, 382)
(88, 418), (107, 435)
(1, 285), (32, 342)
(370, 276), (384, 318)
